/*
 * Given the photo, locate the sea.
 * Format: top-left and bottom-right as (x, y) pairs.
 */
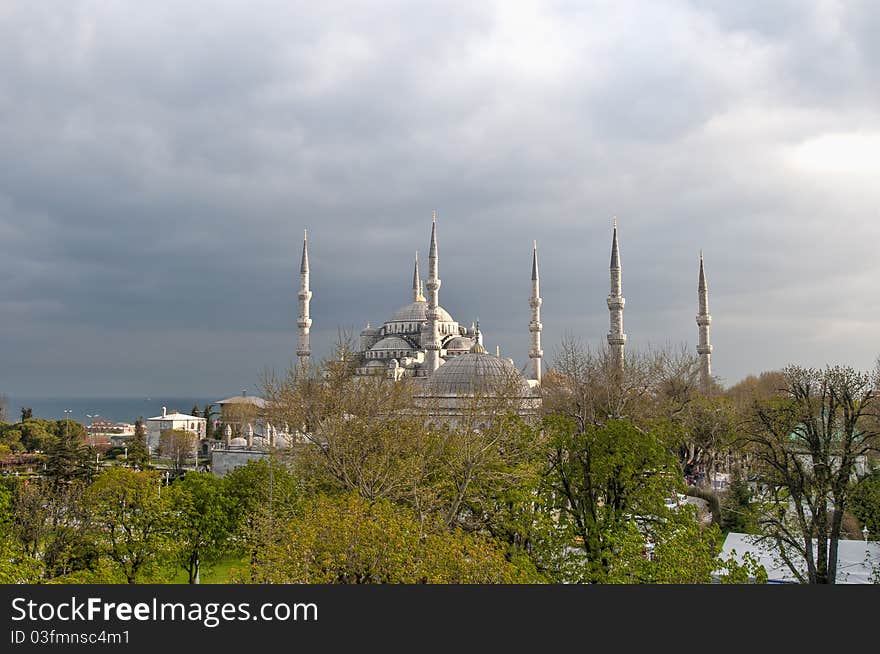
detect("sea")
(3, 397), (220, 424)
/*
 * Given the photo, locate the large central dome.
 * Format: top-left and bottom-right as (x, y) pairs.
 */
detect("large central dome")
(423, 352), (530, 396)
(389, 300), (454, 324)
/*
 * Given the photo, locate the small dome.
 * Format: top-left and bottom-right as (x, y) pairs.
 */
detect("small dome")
(365, 360), (385, 368)
(389, 301), (454, 324)
(445, 336), (474, 352)
(230, 437), (247, 447)
(423, 352), (530, 396)
(371, 336), (413, 352)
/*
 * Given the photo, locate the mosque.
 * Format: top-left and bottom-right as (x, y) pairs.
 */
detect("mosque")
(210, 213), (714, 474)
(294, 214), (714, 401)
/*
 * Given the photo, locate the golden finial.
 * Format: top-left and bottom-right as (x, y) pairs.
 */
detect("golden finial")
(612, 216), (617, 229)
(432, 210), (437, 223)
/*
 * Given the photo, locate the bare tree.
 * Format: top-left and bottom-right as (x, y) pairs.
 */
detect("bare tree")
(159, 429), (198, 472)
(541, 337), (703, 431)
(743, 365), (880, 583)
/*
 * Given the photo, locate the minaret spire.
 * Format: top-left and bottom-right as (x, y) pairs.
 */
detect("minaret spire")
(412, 251), (425, 302)
(528, 240), (543, 383)
(696, 251), (713, 392)
(422, 211), (443, 373)
(297, 229), (312, 367)
(606, 218), (626, 371)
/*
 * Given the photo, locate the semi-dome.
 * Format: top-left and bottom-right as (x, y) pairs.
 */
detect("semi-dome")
(389, 300), (454, 324)
(370, 336), (413, 351)
(423, 352), (530, 396)
(445, 336), (474, 352)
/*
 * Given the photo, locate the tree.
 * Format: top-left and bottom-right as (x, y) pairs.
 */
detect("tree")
(202, 404), (217, 440)
(0, 535), (42, 583)
(540, 417), (685, 582)
(169, 473), (234, 584)
(21, 407), (32, 421)
(240, 492), (541, 583)
(725, 370), (788, 410)
(85, 468), (175, 584)
(45, 420), (92, 483)
(720, 468), (759, 533)
(850, 472), (880, 542)
(7, 478), (96, 581)
(604, 508), (763, 584)
(19, 418), (59, 451)
(127, 417), (150, 469)
(263, 347), (546, 542)
(680, 394), (738, 488)
(743, 365), (880, 583)
(263, 355), (443, 514)
(224, 457), (303, 581)
(159, 429), (197, 472)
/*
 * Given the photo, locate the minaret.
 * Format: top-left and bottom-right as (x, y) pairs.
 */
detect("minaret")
(296, 229), (312, 367)
(412, 252), (425, 302)
(607, 218), (626, 370)
(696, 251), (713, 392)
(528, 240), (543, 383)
(423, 212), (442, 373)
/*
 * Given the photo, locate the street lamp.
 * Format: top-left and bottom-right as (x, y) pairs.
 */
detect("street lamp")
(63, 409), (72, 439)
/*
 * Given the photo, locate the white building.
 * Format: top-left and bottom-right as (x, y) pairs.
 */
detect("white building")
(146, 407), (206, 454)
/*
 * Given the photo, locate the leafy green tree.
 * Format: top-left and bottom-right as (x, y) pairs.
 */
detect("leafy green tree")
(7, 478), (96, 580)
(0, 482), (12, 539)
(127, 417), (150, 469)
(224, 457), (302, 579)
(240, 491), (541, 583)
(0, 423), (23, 453)
(21, 407), (32, 421)
(540, 417), (683, 582)
(45, 421), (92, 483)
(720, 469), (758, 533)
(85, 468), (176, 583)
(169, 473), (234, 583)
(0, 535), (42, 583)
(605, 508), (764, 583)
(19, 418), (59, 451)
(850, 472), (880, 541)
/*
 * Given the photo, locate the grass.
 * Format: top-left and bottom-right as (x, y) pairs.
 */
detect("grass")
(169, 554), (248, 584)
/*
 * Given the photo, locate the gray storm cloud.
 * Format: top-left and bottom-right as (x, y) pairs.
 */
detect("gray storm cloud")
(2, 0), (880, 396)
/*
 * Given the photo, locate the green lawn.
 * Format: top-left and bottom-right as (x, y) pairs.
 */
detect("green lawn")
(169, 554), (248, 584)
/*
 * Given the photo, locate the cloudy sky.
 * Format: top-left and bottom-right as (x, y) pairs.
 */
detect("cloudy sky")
(2, 0), (880, 398)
